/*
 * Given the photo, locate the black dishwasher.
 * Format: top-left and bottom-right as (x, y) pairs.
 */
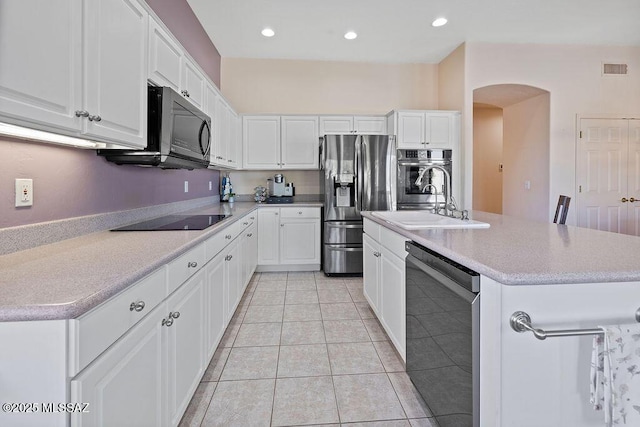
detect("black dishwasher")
(405, 241), (480, 427)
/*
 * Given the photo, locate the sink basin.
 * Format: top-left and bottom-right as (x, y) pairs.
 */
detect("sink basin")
(370, 211), (490, 230)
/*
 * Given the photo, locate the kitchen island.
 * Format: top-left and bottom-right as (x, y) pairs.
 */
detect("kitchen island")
(362, 210), (640, 427)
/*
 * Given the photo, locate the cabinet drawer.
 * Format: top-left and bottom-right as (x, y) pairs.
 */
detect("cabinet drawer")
(379, 226), (408, 259)
(363, 218), (381, 241)
(280, 207), (320, 219)
(167, 243), (206, 294)
(73, 268), (167, 374)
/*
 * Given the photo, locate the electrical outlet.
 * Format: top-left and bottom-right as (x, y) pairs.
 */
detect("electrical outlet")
(184, 181), (189, 193)
(524, 180), (531, 190)
(15, 178), (33, 207)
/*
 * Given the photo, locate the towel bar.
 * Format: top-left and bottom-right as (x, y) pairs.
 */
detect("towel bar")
(510, 308), (640, 340)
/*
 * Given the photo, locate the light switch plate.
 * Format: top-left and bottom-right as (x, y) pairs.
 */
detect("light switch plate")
(15, 178), (33, 207)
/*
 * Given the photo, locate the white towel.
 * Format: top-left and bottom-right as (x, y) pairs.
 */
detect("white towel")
(590, 324), (640, 426)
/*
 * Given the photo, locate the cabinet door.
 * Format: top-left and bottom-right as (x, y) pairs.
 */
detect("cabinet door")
(70, 304), (165, 427)
(205, 84), (225, 166)
(319, 116), (354, 135)
(281, 116), (320, 169)
(83, 0), (148, 148)
(243, 116), (281, 169)
(363, 233), (380, 314)
(228, 110), (240, 169)
(0, 0), (82, 132)
(166, 270), (206, 426)
(380, 247), (406, 358)
(215, 97), (230, 163)
(396, 112), (425, 148)
(181, 57), (205, 110)
(224, 239), (241, 320)
(354, 116), (387, 135)
(205, 252), (226, 360)
(258, 208), (280, 265)
(148, 17), (182, 91)
(425, 112), (454, 148)
(280, 219), (320, 264)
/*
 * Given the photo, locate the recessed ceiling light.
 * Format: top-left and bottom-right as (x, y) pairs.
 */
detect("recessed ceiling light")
(261, 28), (275, 37)
(344, 31), (357, 40)
(432, 17), (448, 27)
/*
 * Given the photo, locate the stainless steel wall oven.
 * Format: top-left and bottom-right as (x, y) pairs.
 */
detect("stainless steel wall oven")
(397, 149), (452, 210)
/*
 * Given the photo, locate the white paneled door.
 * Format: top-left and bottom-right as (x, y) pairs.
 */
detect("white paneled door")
(577, 118), (640, 235)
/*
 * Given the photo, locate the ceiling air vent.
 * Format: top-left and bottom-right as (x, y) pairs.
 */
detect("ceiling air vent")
(603, 63), (628, 75)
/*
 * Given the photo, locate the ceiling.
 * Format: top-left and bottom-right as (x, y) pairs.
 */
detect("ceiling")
(186, 0), (640, 64)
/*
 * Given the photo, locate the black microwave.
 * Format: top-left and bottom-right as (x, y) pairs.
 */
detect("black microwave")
(98, 86), (211, 169)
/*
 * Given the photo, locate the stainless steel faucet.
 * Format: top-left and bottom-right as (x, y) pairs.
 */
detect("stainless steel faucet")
(415, 165), (452, 216)
(421, 184), (441, 214)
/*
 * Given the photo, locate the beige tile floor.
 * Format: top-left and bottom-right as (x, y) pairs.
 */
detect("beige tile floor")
(179, 271), (437, 427)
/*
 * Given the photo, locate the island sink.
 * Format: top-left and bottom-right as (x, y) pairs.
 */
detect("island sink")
(370, 210), (490, 230)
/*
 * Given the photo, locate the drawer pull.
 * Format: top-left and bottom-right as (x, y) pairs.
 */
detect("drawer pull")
(250, 216), (255, 220)
(298, 211), (303, 215)
(188, 261), (198, 268)
(247, 233), (252, 237)
(225, 255), (233, 261)
(129, 301), (145, 312)
(225, 234), (232, 239)
(243, 222), (249, 226)
(373, 251), (381, 257)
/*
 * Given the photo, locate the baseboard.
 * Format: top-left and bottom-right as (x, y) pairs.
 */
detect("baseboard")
(256, 264), (321, 272)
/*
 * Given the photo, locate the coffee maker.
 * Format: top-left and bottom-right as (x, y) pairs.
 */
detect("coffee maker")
(267, 173), (294, 202)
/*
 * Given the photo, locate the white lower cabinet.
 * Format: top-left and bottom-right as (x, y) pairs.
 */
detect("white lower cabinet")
(362, 219), (407, 360)
(205, 252), (225, 360)
(70, 304), (165, 427)
(257, 207), (321, 271)
(165, 270), (206, 426)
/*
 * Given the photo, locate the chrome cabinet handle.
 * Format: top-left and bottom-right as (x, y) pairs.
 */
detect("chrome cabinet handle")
(250, 216), (255, 220)
(75, 110), (89, 117)
(247, 233), (252, 237)
(225, 234), (232, 239)
(281, 224), (285, 227)
(298, 211), (303, 215)
(88, 115), (102, 122)
(373, 251), (381, 257)
(129, 301), (145, 312)
(187, 261), (198, 268)
(622, 197), (628, 203)
(275, 212), (278, 216)
(243, 222), (249, 226)
(225, 254), (233, 261)
(631, 197), (637, 203)
(162, 312), (180, 327)
(181, 90), (190, 97)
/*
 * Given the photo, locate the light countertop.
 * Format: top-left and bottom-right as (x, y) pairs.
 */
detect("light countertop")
(0, 201), (322, 322)
(362, 210), (640, 286)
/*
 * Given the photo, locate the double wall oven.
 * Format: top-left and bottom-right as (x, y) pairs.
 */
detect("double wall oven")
(397, 149), (452, 211)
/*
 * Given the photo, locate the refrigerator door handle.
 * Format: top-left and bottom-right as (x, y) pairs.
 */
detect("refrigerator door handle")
(355, 139), (362, 214)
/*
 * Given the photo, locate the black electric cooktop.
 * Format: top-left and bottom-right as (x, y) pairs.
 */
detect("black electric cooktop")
(112, 214), (230, 231)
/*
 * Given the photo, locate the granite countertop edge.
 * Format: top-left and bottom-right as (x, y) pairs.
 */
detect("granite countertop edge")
(0, 201), (323, 322)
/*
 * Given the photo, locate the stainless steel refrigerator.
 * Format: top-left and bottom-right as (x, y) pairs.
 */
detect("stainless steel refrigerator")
(321, 134), (396, 275)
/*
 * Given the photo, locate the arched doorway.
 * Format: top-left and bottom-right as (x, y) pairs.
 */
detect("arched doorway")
(472, 84), (550, 222)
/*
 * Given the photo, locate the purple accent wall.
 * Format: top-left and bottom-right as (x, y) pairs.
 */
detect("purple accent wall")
(1, 0), (223, 229)
(146, 0), (221, 87)
(0, 138), (220, 228)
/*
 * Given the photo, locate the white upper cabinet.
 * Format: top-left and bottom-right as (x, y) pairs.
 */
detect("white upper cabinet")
(0, 0), (148, 148)
(243, 116), (282, 169)
(148, 17), (182, 91)
(393, 110), (459, 149)
(281, 116), (319, 169)
(0, 0), (82, 132)
(83, 0), (148, 148)
(180, 58), (206, 110)
(243, 115), (319, 170)
(319, 115), (387, 135)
